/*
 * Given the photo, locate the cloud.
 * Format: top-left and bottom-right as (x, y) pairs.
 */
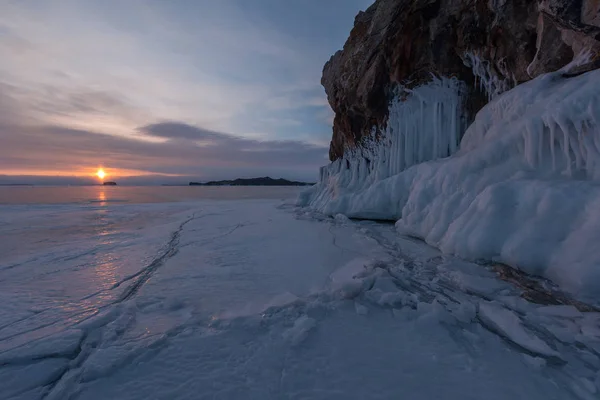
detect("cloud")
(0, 120), (328, 181)
(137, 122), (328, 164)
(140, 122), (227, 141)
(0, 85), (328, 181)
(0, 0), (369, 132)
(0, 0), (372, 180)
(139, 121), (322, 151)
(0, 1), (336, 135)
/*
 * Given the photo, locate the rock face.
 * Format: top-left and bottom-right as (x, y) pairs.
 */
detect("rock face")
(324, 0), (600, 160)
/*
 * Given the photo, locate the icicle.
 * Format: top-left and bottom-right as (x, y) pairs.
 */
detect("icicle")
(547, 118), (557, 171)
(418, 100), (424, 163)
(537, 121), (543, 167)
(557, 118), (573, 176)
(312, 76), (466, 198)
(464, 51), (513, 100)
(449, 99), (458, 154)
(589, 121), (600, 157)
(581, 121), (596, 173)
(403, 113), (410, 170)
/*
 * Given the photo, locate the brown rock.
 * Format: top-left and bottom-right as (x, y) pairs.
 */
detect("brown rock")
(527, 13), (574, 77)
(324, 0), (600, 161)
(582, 0), (600, 28)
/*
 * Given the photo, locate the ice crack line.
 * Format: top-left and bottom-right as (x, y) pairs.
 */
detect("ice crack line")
(117, 214), (197, 302)
(2, 214), (200, 350)
(328, 224), (360, 255)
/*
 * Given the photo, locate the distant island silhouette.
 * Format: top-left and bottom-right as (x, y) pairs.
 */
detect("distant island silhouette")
(189, 177), (314, 186)
(102, 181), (117, 186)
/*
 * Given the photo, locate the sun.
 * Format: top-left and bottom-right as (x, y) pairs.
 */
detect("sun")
(96, 168), (106, 180)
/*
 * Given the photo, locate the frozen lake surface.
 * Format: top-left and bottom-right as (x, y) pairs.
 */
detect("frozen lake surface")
(0, 185), (304, 205)
(1, 188), (599, 399)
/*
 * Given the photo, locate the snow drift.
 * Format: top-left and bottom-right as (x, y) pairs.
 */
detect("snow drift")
(299, 68), (600, 298)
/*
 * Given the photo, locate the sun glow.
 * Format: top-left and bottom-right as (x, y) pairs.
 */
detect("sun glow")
(96, 168), (106, 180)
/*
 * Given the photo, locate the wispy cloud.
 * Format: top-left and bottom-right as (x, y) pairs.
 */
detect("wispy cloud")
(0, 0), (371, 179)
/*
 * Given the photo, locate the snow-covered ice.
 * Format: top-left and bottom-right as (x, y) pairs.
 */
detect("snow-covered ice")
(300, 68), (600, 300)
(2, 197), (600, 399)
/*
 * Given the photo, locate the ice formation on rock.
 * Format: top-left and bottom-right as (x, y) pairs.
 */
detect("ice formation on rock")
(461, 69), (600, 179)
(300, 77), (467, 216)
(463, 52), (515, 101)
(300, 68), (600, 297)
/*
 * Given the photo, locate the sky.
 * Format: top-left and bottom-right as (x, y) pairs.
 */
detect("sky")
(0, 0), (372, 184)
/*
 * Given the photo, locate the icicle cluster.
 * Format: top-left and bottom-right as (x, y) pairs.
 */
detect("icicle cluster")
(463, 52), (514, 101)
(299, 68), (600, 300)
(380, 77), (466, 176)
(460, 69), (600, 180)
(315, 76), (466, 192)
(522, 108), (600, 178)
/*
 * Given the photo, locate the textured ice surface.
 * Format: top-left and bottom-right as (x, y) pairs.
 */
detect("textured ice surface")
(478, 301), (560, 358)
(2, 200), (600, 399)
(300, 69), (600, 298)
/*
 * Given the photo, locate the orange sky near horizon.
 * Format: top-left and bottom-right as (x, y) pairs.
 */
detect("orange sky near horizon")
(0, 167), (182, 178)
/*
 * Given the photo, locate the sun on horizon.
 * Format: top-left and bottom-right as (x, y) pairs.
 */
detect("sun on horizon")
(96, 168), (106, 180)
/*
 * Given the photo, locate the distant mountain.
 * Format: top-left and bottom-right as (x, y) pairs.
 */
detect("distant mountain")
(189, 177), (314, 186)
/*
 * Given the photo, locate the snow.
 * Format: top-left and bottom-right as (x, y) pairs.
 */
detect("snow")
(300, 68), (600, 299)
(3, 197), (600, 398)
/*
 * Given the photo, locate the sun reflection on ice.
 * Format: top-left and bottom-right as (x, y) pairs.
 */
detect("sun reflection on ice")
(98, 189), (107, 206)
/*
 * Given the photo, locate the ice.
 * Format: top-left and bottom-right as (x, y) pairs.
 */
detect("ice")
(523, 354), (547, 370)
(362, 271), (414, 308)
(0, 329), (83, 365)
(301, 77), (466, 218)
(445, 269), (511, 297)
(263, 292), (301, 311)
(496, 295), (536, 314)
(580, 313), (600, 338)
(301, 68), (600, 298)
(478, 301), (560, 358)
(354, 301), (369, 315)
(282, 315), (317, 346)
(536, 305), (584, 319)
(558, 48), (594, 75)
(0, 359), (68, 399)
(3, 198), (600, 399)
(327, 258), (370, 297)
(333, 213), (351, 224)
(448, 302), (477, 323)
(463, 52), (514, 100)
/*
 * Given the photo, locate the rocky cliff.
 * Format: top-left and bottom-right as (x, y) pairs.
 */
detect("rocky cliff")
(324, 0), (600, 160)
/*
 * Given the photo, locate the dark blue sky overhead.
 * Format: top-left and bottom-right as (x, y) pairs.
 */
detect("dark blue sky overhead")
(0, 0), (372, 182)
